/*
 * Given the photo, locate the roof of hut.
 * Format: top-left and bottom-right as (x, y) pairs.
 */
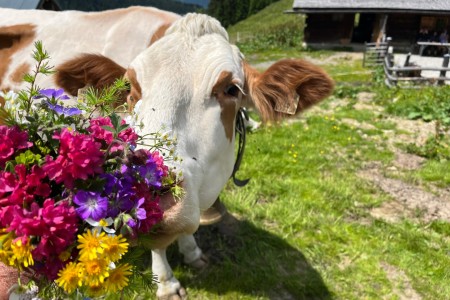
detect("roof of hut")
(290, 0), (450, 14)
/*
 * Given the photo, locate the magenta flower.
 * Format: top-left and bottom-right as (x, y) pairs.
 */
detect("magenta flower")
(152, 151), (169, 177)
(6, 199), (78, 277)
(42, 129), (104, 189)
(0, 126), (32, 167)
(0, 164), (50, 206)
(73, 190), (108, 221)
(138, 195), (163, 234)
(88, 117), (138, 152)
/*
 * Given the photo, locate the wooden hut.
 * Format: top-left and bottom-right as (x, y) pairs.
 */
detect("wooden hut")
(288, 0), (450, 50)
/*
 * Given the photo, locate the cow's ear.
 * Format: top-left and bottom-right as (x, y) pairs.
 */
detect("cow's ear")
(244, 59), (334, 122)
(55, 54), (126, 96)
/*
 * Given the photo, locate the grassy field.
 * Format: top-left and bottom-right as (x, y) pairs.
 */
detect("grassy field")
(163, 51), (450, 299)
(124, 1), (450, 299)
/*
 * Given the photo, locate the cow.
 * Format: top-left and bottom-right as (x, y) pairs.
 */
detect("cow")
(49, 13), (335, 299)
(0, 6), (180, 93)
(1, 12), (334, 300)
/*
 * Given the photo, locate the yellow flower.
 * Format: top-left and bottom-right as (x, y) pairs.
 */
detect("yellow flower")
(10, 237), (34, 268)
(77, 229), (106, 260)
(86, 283), (106, 298)
(79, 258), (109, 286)
(102, 235), (129, 262)
(55, 262), (82, 293)
(105, 263), (132, 292)
(0, 231), (13, 266)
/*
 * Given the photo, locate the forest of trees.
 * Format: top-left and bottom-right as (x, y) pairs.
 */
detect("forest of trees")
(57, 0), (201, 14)
(207, 0), (279, 27)
(57, 0), (276, 27)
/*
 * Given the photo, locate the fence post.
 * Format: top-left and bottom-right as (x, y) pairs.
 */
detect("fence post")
(404, 53), (411, 66)
(439, 54), (450, 85)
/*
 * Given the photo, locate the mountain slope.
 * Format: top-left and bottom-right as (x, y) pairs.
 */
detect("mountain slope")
(227, 0), (301, 35)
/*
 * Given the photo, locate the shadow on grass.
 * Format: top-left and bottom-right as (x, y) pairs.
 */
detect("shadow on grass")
(167, 213), (332, 299)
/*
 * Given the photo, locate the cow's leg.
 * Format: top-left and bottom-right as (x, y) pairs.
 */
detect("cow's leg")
(152, 249), (186, 300)
(177, 234), (208, 269)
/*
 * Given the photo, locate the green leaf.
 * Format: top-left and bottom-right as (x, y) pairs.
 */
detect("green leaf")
(407, 112), (422, 120)
(109, 113), (121, 131)
(423, 114), (434, 122)
(118, 123), (129, 132)
(101, 125), (115, 133)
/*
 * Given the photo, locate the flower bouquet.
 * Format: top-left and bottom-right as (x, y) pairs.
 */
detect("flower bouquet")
(0, 42), (181, 298)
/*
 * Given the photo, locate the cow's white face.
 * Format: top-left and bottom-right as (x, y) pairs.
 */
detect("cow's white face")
(126, 15), (248, 224)
(130, 14), (244, 145)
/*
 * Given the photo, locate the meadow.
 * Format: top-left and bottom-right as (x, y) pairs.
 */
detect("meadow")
(118, 1), (450, 298)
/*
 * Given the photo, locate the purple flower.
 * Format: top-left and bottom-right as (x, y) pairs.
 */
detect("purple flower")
(137, 159), (163, 188)
(73, 190), (108, 221)
(39, 88), (70, 100)
(103, 173), (135, 218)
(127, 218), (137, 229)
(133, 198), (147, 220)
(101, 174), (118, 195)
(46, 102), (82, 116)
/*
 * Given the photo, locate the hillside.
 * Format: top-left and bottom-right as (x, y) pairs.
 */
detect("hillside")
(227, 0), (301, 36)
(226, 0), (304, 51)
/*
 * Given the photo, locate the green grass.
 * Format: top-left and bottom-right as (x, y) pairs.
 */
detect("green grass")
(109, 5), (450, 299)
(227, 0), (300, 39)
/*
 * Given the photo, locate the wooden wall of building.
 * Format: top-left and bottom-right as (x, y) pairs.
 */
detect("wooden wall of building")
(385, 14), (421, 43)
(305, 13), (355, 43)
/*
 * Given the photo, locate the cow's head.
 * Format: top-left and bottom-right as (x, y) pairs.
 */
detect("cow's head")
(56, 13), (333, 247)
(56, 13), (333, 138)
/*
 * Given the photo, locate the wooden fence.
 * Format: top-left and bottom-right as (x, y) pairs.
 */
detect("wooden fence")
(362, 41), (390, 67)
(383, 53), (450, 87)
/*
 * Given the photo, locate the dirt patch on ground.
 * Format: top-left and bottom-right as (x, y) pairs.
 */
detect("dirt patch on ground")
(392, 151), (426, 170)
(358, 167), (450, 223)
(304, 52), (363, 66)
(381, 262), (422, 300)
(385, 118), (436, 146)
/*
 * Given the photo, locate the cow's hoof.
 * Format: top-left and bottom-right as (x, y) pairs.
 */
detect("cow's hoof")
(158, 287), (187, 300)
(187, 253), (209, 270)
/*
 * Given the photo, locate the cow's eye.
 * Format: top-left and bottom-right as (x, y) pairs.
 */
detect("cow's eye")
(225, 85), (240, 98)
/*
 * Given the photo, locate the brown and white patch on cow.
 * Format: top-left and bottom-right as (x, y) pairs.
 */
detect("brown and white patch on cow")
(149, 23), (171, 46)
(56, 54), (126, 96)
(9, 62), (30, 83)
(0, 24), (36, 86)
(125, 68), (142, 112)
(243, 59), (334, 122)
(212, 71), (240, 142)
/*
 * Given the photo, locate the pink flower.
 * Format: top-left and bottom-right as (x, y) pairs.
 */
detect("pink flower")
(0, 165), (50, 206)
(88, 117), (138, 152)
(134, 190), (163, 234)
(152, 151), (169, 177)
(118, 126), (138, 146)
(88, 117), (114, 144)
(42, 129), (104, 189)
(0, 171), (16, 195)
(0, 205), (16, 228)
(7, 199), (79, 275)
(34, 200), (79, 261)
(0, 126), (32, 167)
